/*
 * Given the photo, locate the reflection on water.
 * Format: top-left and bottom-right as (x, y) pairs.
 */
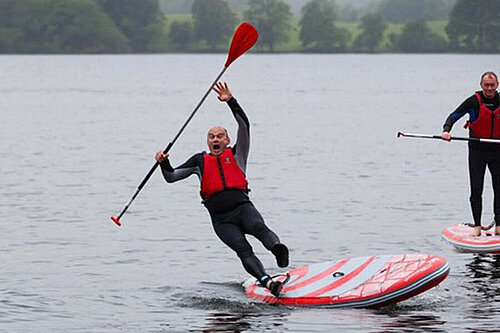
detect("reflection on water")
(373, 301), (447, 333)
(375, 313), (447, 333)
(460, 254), (500, 332)
(465, 254), (500, 305)
(204, 312), (253, 332)
(202, 311), (287, 333)
(466, 254), (500, 279)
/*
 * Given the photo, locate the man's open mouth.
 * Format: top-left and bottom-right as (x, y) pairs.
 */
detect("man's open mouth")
(213, 144), (220, 150)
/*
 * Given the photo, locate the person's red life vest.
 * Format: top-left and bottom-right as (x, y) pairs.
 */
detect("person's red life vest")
(467, 93), (500, 138)
(200, 149), (248, 200)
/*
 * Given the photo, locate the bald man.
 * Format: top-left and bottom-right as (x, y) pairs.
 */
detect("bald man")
(442, 72), (500, 236)
(156, 82), (289, 296)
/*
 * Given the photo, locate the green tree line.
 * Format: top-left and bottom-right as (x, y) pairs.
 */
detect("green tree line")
(0, 0), (499, 54)
(0, 0), (167, 53)
(169, 0), (500, 53)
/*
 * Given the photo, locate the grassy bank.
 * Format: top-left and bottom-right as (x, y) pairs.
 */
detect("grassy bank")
(165, 15), (449, 52)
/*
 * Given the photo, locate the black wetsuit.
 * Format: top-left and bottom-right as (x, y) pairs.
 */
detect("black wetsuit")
(160, 98), (281, 281)
(443, 91), (500, 226)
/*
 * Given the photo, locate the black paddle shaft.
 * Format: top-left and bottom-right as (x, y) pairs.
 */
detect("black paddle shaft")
(398, 132), (500, 143)
(114, 67), (228, 220)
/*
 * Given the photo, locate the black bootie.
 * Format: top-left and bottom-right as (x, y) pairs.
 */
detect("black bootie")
(272, 243), (289, 268)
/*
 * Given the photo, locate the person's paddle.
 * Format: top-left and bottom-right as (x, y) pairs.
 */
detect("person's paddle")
(111, 23), (259, 227)
(397, 131), (500, 144)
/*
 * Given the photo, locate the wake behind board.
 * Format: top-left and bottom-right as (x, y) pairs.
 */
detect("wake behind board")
(442, 223), (500, 253)
(244, 254), (449, 308)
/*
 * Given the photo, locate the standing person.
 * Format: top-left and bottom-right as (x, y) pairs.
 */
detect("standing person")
(442, 72), (500, 236)
(155, 82), (289, 296)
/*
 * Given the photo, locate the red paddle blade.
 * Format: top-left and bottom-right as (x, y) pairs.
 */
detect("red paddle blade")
(111, 216), (121, 226)
(225, 23), (259, 68)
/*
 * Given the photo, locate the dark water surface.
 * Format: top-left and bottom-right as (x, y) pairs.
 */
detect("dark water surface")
(2, 54), (500, 332)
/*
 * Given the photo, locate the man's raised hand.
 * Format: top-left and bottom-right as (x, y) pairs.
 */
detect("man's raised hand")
(213, 82), (233, 102)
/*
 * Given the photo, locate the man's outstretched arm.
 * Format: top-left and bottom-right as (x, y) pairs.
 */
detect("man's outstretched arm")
(156, 152), (203, 183)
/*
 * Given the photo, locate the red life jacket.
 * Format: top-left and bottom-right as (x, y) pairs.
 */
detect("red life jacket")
(200, 149), (248, 200)
(467, 93), (500, 138)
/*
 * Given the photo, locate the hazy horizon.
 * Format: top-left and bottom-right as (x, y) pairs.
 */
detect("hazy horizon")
(159, 0), (383, 16)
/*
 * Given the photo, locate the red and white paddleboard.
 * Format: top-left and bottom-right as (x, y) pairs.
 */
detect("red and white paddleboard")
(442, 223), (500, 253)
(244, 254), (449, 308)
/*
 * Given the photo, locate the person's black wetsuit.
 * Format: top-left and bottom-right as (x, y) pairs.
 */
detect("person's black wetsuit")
(443, 91), (500, 226)
(159, 97), (287, 285)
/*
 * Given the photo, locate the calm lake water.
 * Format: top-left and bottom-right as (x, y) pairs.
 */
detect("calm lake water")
(2, 53), (500, 332)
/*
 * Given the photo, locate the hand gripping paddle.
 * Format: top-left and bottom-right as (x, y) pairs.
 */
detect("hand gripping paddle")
(397, 131), (500, 144)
